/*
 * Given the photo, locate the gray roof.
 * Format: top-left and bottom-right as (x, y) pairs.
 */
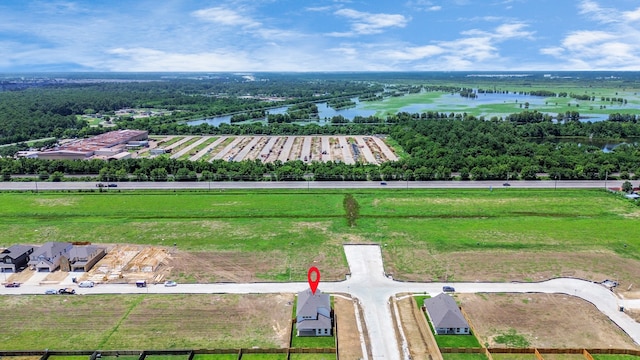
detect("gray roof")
(296, 288), (330, 318)
(424, 293), (469, 329)
(297, 314), (332, 330)
(30, 242), (72, 260)
(1, 245), (34, 259)
(68, 245), (101, 260)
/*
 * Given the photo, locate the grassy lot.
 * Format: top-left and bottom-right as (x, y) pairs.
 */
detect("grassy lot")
(288, 354), (336, 360)
(490, 354), (536, 360)
(441, 353), (487, 360)
(239, 354), (287, 360)
(592, 355), (640, 359)
(0, 294), (291, 350)
(145, 356), (190, 360)
(192, 354), (239, 360)
(1, 189), (639, 282)
(436, 335), (482, 349)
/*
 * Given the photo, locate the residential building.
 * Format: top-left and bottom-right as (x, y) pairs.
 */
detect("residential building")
(296, 289), (333, 336)
(28, 242), (73, 272)
(0, 245), (35, 272)
(60, 245), (106, 272)
(424, 293), (471, 335)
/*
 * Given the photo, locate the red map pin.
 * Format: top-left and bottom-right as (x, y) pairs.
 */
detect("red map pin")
(307, 266), (320, 294)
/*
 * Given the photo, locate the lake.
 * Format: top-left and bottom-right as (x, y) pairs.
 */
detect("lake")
(187, 91), (618, 126)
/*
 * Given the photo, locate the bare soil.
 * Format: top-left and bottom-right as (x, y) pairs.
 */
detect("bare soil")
(384, 249), (640, 297)
(456, 293), (639, 349)
(396, 296), (438, 360)
(334, 296), (364, 360)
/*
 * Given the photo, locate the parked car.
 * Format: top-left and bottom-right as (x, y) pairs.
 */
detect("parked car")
(58, 288), (76, 295)
(380, 182), (387, 185)
(4, 282), (20, 288)
(442, 286), (455, 292)
(503, 183), (511, 187)
(107, 183), (118, 187)
(96, 183), (105, 188)
(45, 289), (57, 295)
(136, 280), (147, 288)
(78, 281), (94, 288)
(163, 280), (177, 287)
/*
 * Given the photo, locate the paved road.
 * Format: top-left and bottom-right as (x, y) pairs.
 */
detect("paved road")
(0, 180), (619, 191)
(2, 245), (639, 359)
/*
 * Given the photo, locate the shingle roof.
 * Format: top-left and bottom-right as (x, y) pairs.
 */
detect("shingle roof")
(296, 288), (330, 318)
(424, 293), (469, 329)
(297, 314), (331, 330)
(1, 245), (34, 259)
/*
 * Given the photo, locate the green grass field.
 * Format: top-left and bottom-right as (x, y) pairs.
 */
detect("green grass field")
(441, 353), (487, 360)
(359, 81), (640, 119)
(192, 354), (239, 360)
(1, 188), (639, 282)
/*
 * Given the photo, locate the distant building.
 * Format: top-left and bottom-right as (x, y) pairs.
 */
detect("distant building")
(424, 293), (470, 335)
(36, 130), (148, 160)
(150, 148), (167, 155)
(296, 289), (333, 336)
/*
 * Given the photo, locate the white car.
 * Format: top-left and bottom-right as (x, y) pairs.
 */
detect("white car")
(163, 280), (177, 287)
(78, 281), (94, 288)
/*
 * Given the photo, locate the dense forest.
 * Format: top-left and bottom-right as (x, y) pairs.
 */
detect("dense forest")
(1, 72), (640, 182)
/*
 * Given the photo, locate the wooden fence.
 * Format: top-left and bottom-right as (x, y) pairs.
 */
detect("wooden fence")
(411, 297), (443, 360)
(0, 347), (339, 360)
(440, 347), (640, 359)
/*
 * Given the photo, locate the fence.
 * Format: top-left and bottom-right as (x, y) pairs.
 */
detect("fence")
(411, 297), (443, 360)
(439, 347), (640, 359)
(0, 347), (340, 360)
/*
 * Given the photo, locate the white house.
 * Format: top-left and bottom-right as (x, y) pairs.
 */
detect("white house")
(296, 288), (332, 336)
(424, 293), (470, 335)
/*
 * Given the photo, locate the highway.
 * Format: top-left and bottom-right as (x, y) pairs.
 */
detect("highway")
(0, 180), (620, 191)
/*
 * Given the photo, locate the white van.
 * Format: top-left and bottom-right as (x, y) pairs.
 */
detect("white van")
(78, 281), (94, 288)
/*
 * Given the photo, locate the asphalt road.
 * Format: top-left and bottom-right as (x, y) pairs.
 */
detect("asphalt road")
(0, 180), (621, 191)
(2, 245), (639, 360)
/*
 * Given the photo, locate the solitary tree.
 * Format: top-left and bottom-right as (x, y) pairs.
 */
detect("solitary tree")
(622, 181), (633, 193)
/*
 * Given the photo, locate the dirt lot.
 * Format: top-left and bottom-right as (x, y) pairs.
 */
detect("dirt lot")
(384, 249), (640, 298)
(396, 296), (439, 360)
(456, 293), (639, 349)
(334, 296), (364, 360)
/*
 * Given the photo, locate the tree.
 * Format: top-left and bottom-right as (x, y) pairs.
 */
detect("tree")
(1, 168), (11, 181)
(50, 171), (64, 182)
(150, 168), (168, 181)
(622, 180), (633, 193)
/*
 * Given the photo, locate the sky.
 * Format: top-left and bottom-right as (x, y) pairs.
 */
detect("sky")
(1, 0), (640, 72)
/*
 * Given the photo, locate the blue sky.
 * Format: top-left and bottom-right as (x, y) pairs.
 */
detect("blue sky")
(1, 0), (639, 72)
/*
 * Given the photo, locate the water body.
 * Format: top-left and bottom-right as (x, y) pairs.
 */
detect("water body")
(187, 92), (619, 126)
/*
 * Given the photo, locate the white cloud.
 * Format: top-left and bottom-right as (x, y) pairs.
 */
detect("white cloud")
(106, 47), (254, 72)
(578, 0), (618, 23)
(543, 2), (640, 69)
(562, 30), (615, 49)
(331, 8), (409, 36)
(382, 45), (444, 61)
(192, 7), (260, 28)
(622, 7), (640, 21)
(540, 47), (564, 57)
